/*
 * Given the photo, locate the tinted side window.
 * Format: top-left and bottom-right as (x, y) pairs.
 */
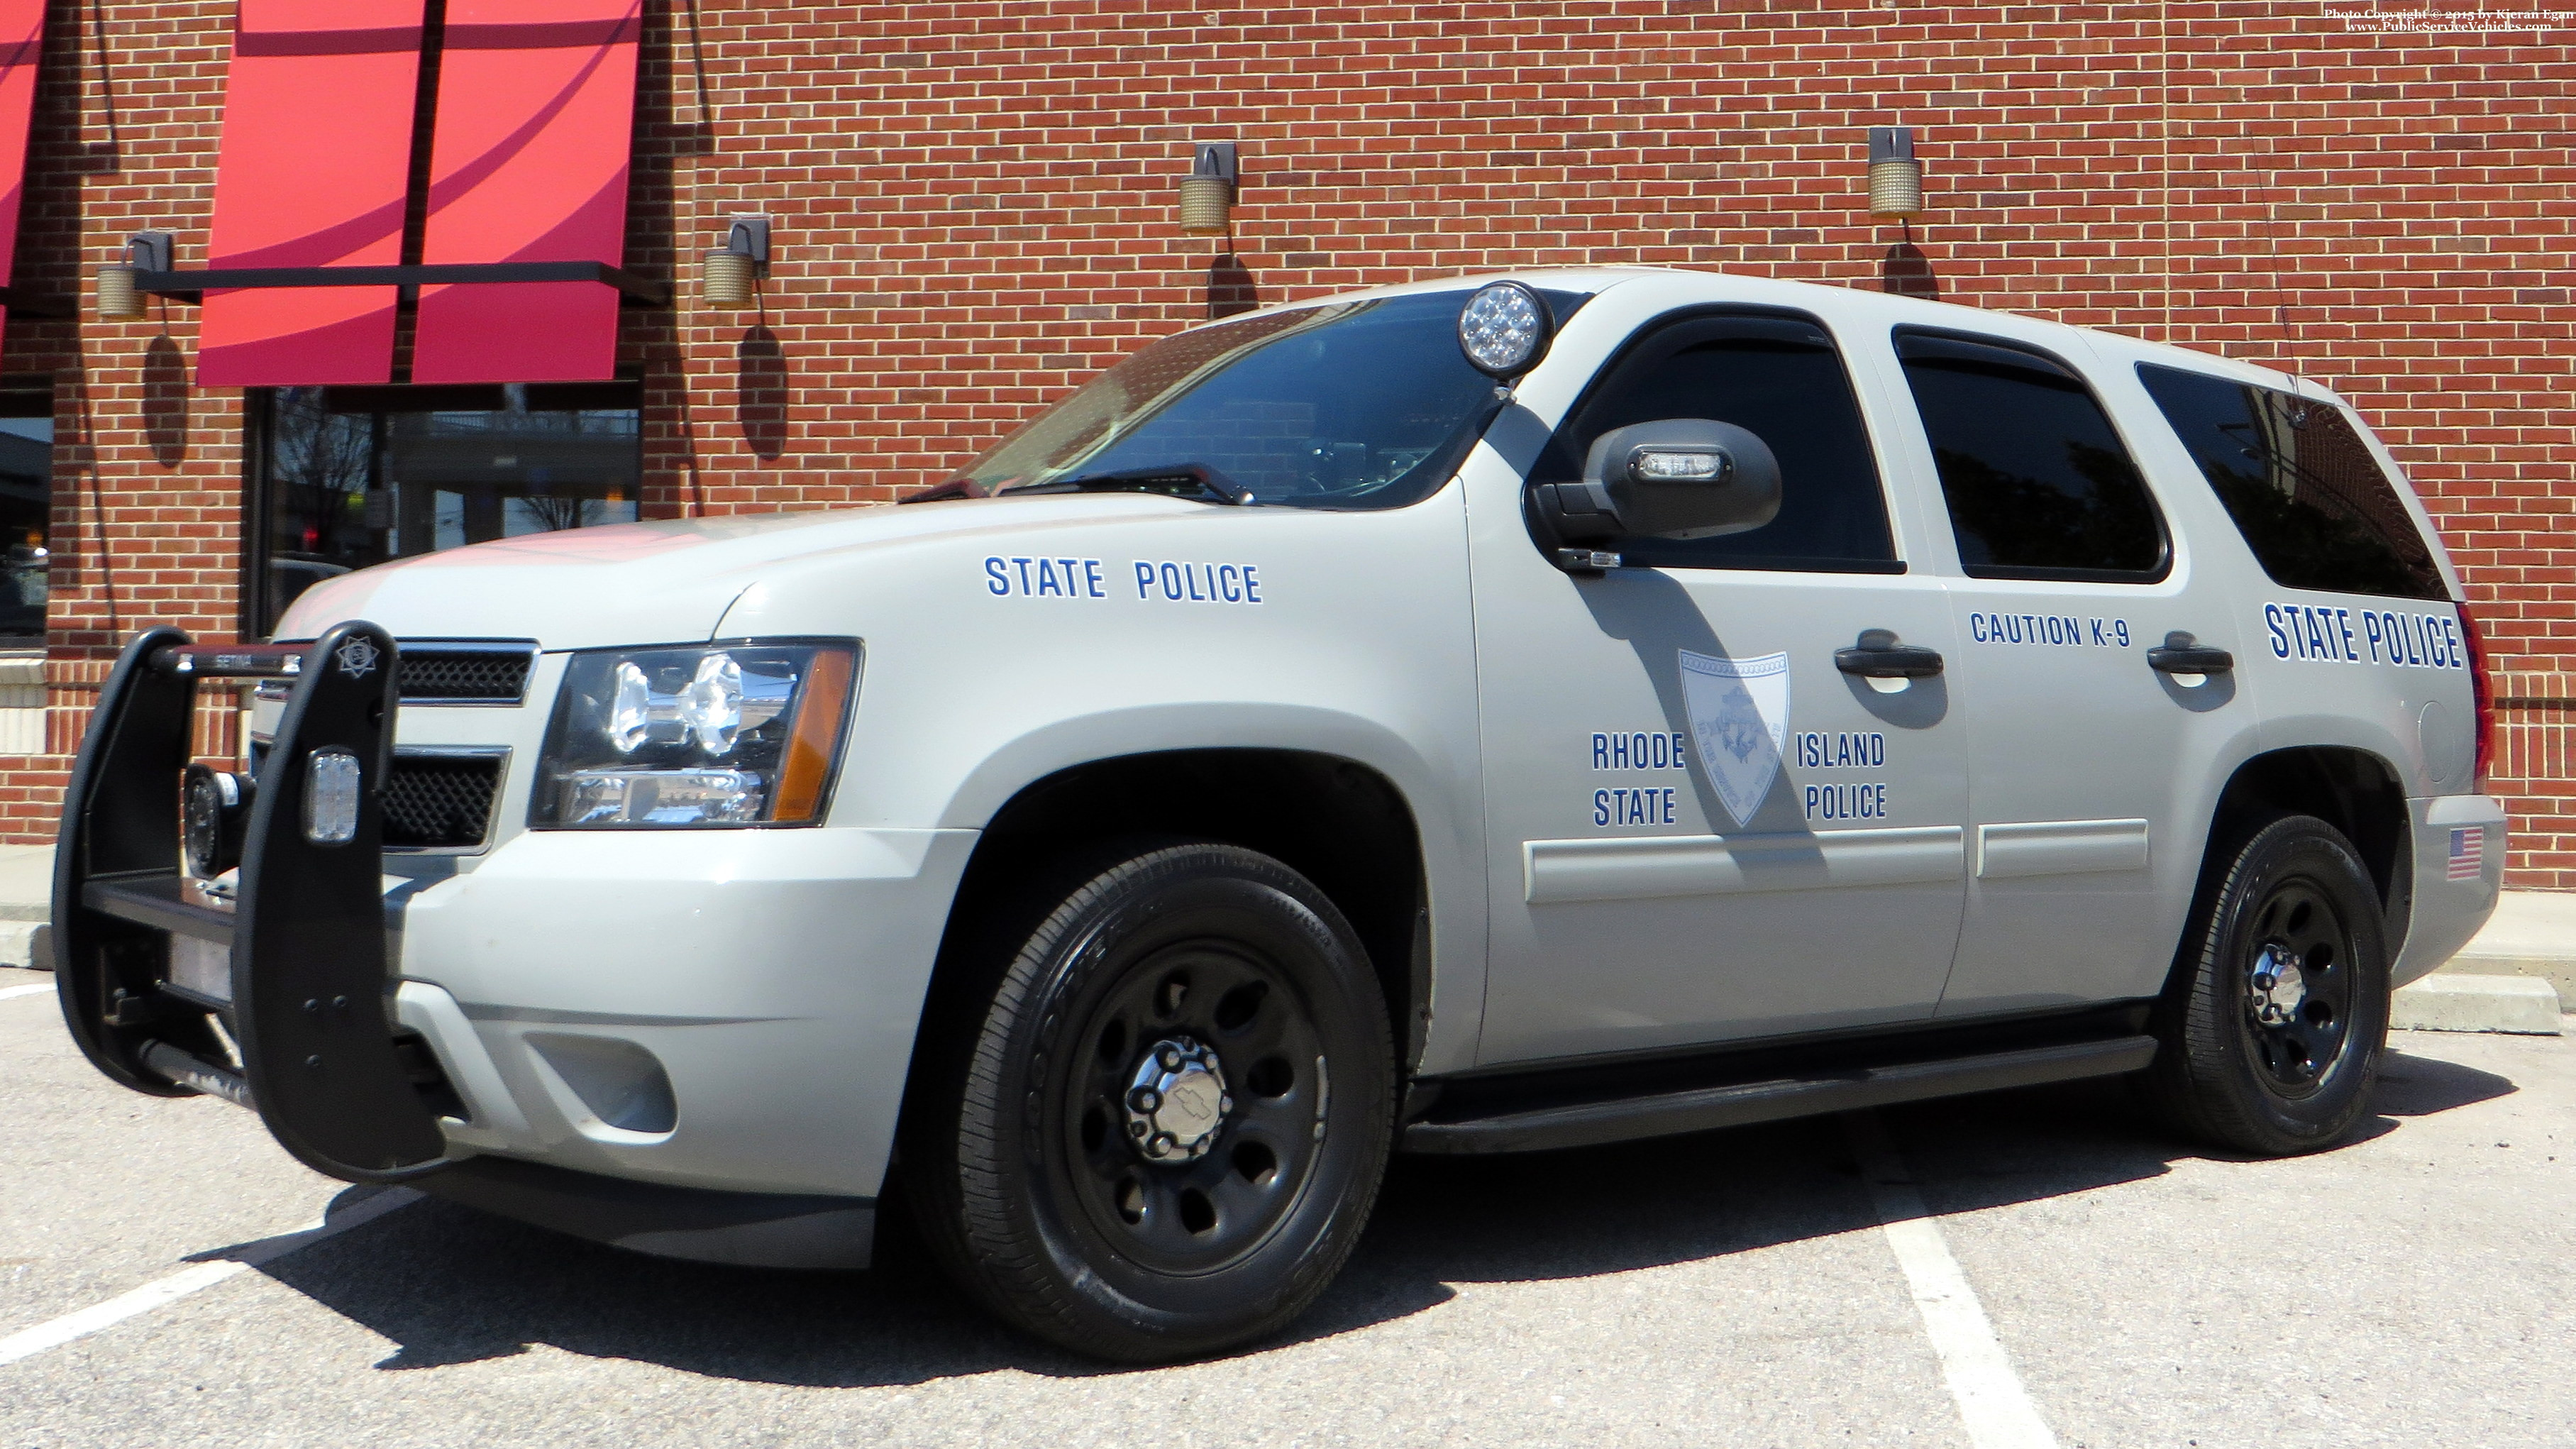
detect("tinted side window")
(1552, 312), (1898, 571)
(1895, 331), (2167, 581)
(2135, 364), (2447, 601)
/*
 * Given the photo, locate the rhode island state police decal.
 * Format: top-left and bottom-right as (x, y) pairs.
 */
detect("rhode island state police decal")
(1679, 649), (1789, 827)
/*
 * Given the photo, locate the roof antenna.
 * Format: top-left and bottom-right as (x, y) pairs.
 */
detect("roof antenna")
(2261, 184), (2315, 427)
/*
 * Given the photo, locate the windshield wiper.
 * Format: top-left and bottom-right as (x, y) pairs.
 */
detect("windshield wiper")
(998, 462), (1254, 506)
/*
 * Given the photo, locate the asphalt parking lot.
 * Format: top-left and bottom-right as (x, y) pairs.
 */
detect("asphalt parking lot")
(4, 963), (2570, 1449)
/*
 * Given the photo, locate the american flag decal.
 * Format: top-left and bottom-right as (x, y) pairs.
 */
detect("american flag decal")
(2448, 825), (2486, 881)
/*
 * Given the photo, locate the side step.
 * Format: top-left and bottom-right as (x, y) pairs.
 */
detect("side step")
(1401, 1034), (2157, 1155)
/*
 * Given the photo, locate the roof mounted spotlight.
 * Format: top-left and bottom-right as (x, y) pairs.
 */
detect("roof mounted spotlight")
(1457, 280), (1554, 382)
(96, 231), (172, 322)
(701, 215), (771, 308)
(1867, 127), (1924, 219)
(1178, 141), (1238, 237)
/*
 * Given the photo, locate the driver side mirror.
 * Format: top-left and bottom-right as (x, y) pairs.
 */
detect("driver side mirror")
(1532, 418), (1784, 549)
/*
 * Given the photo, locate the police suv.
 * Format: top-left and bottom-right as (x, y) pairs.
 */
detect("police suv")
(52, 269), (2504, 1362)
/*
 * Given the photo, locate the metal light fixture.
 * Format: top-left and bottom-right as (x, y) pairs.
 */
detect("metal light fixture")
(1178, 142), (1237, 236)
(1868, 128), (1924, 219)
(701, 215), (771, 307)
(96, 231), (172, 322)
(1456, 280), (1554, 380)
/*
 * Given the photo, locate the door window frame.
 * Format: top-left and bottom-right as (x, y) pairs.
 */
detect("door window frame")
(1890, 326), (2175, 587)
(1537, 304), (1911, 576)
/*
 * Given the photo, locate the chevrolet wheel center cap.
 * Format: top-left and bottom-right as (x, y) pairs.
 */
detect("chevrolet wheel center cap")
(1122, 1037), (1233, 1162)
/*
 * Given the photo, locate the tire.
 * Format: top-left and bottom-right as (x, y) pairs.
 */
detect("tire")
(902, 841), (1395, 1362)
(2143, 813), (2391, 1156)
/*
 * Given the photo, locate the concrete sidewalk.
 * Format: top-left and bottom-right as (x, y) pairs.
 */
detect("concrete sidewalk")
(2436, 889), (2576, 1001)
(0, 843), (43, 969)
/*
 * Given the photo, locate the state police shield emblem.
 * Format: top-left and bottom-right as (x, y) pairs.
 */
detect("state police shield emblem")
(1679, 649), (1790, 827)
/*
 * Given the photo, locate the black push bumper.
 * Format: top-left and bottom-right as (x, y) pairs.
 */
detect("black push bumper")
(53, 622), (450, 1182)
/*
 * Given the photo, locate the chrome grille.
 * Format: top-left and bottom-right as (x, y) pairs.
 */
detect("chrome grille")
(253, 640), (537, 705)
(383, 752), (504, 849)
(396, 646), (535, 703)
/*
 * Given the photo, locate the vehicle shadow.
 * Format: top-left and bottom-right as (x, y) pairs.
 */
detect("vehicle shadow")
(245, 1054), (2517, 1388)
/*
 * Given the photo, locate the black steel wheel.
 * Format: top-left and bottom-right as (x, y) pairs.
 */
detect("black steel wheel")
(902, 842), (1394, 1362)
(2143, 813), (2390, 1155)
(2236, 878), (2357, 1097)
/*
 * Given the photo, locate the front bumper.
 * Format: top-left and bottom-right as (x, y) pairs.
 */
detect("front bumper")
(392, 825), (978, 1201)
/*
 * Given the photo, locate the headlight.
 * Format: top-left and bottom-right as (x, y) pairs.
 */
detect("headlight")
(532, 641), (859, 828)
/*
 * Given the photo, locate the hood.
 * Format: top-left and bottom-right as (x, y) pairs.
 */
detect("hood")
(275, 492), (1207, 648)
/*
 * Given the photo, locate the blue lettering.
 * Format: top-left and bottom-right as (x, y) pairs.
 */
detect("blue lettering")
(1593, 790), (1610, 827)
(2442, 616), (2463, 669)
(1085, 560), (1106, 598)
(1012, 557), (1036, 595)
(2335, 608), (2355, 661)
(1036, 558), (1063, 596)
(1242, 566), (1261, 604)
(1219, 563), (1242, 602)
(1134, 561), (1155, 597)
(985, 557), (1010, 595)
(2364, 610), (2385, 662)
(1593, 733), (1608, 769)
(2114, 619), (2130, 648)
(1159, 563), (1183, 600)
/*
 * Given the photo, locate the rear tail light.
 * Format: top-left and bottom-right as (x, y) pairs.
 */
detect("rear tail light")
(2458, 602), (2495, 791)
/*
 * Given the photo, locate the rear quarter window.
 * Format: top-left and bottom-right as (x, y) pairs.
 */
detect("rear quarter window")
(2135, 363), (2449, 602)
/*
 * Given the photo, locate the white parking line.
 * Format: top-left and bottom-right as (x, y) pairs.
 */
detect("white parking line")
(0, 1187), (420, 1367)
(0, 982), (50, 1001)
(1844, 1111), (2060, 1449)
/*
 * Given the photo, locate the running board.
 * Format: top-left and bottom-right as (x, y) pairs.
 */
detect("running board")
(1400, 1035), (2157, 1155)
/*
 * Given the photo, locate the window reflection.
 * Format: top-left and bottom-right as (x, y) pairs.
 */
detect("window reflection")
(0, 389), (52, 642)
(256, 381), (641, 634)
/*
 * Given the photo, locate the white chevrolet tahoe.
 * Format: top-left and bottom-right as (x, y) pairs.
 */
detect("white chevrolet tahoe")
(52, 269), (2505, 1362)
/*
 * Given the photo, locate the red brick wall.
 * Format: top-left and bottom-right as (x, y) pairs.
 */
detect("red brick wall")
(11, 0), (2575, 885)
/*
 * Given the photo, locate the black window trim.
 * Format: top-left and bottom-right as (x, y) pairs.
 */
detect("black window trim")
(1893, 324), (2176, 587)
(1542, 303), (1910, 576)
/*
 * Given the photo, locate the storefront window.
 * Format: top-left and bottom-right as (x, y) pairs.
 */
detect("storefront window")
(0, 387), (51, 643)
(252, 382), (641, 634)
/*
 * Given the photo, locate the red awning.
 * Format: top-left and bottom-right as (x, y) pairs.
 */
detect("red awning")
(198, 0), (429, 387)
(0, 0), (44, 360)
(411, 0), (644, 385)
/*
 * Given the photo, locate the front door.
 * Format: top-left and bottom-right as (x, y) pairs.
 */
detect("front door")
(1470, 305), (1972, 1067)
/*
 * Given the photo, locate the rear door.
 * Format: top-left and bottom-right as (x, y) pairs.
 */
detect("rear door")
(1881, 327), (2252, 1014)
(1469, 303), (1972, 1067)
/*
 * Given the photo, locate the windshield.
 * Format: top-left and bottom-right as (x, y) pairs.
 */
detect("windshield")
(952, 290), (1555, 510)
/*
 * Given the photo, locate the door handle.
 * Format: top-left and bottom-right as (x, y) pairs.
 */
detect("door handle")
(1834, 632), (1945, 678)
(2147, 631), (2234, 676)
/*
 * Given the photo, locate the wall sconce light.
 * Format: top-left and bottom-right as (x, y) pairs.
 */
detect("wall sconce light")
(701, 216), (772, 307)
(1178, 142), (1238, 237)
(96, 231), (172, 322)
(1867, 128), (1924, 219)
